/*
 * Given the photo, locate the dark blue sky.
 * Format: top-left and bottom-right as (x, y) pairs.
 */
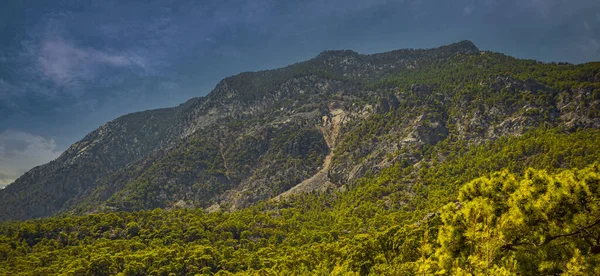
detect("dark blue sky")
(0, 0), (599, 187)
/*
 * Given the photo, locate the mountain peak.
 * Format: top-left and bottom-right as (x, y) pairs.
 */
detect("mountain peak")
(444, 40), (479, 53)
(315, 41), (479, 62)
(315, 49), (360, 59)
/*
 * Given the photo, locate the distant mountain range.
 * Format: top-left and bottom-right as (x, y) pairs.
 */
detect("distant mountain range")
(1, 40), (599, 221)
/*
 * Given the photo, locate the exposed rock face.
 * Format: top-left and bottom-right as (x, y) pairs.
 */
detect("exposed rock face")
(557, 86), (600, 129)
(1, 40), (599, 221)
(272, 102), (347, 201)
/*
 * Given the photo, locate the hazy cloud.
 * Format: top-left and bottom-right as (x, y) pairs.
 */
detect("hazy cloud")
(32, 35), (147, 89)
(0, 130), (61, 188)
(464, 4), (475, 15)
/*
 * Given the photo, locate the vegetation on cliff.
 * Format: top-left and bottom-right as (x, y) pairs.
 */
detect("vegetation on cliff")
(1, 128), (600, 275)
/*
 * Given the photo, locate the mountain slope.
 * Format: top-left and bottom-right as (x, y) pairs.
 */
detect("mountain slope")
(1, 41), (599, 221)
(1, 41), (600, 275)
(2, 128), (600, 275)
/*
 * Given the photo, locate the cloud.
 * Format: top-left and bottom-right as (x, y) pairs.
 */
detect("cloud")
(33, 35), (147, 89)
(0, 130), (62, 188)
(464, 4), (475, 15)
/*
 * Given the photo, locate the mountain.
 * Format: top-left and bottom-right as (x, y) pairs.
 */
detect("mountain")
(1, 40), (599, 222)
(1, 41), (600, 274)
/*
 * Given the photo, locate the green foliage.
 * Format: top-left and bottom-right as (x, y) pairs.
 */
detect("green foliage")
(432, 164), (600, 275)
(2, 127), (599, 274)
(330, 49), (600, 188)
(2, 42), (600, 273)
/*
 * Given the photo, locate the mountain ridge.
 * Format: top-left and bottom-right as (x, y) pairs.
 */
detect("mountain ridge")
(1, 40), (598, 221)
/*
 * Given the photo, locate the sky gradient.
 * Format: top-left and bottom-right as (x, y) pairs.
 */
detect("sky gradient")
(1, 0), (599, 188)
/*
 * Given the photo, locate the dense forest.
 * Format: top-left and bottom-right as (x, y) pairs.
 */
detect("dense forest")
(1, 128), (600, 275)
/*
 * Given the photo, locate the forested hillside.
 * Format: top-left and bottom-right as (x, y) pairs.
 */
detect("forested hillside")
(1, 41), (600, 274)
(0, 41), (484, 220)
(1, 129), (600, 274)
